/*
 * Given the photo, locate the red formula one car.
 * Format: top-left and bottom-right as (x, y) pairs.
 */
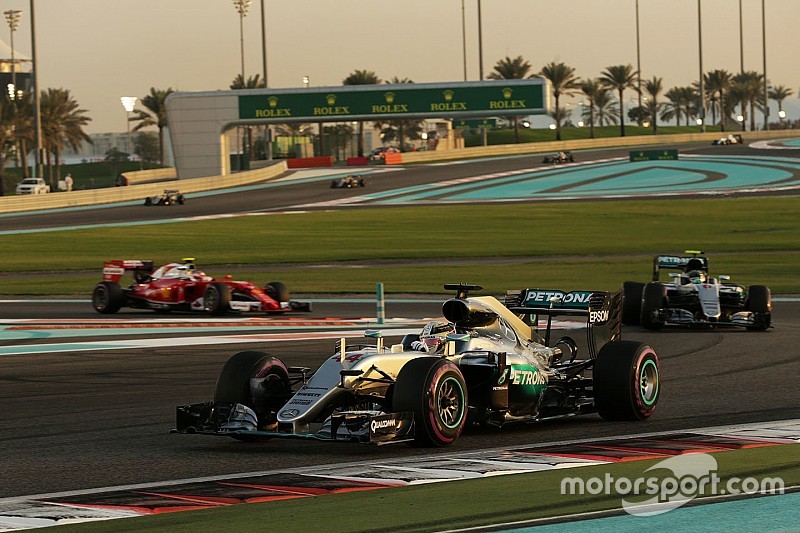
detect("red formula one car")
(92, 259), (311, 315)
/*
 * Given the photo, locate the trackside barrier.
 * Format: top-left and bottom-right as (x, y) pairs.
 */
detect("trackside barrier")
(395, 130), (800, 165)
(347, 157), (369, 166)
(0, 161), (288, 215)
(120, 168), (178, 186)
(286, 156), (334, 168)
(383, 152), (403, 165)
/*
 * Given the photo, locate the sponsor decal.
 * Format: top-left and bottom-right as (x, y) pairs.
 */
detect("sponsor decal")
(288, 398), (313, 406)
(589, 309), (609, 323)
(524, 290), (592, 307)
(496, 367), (509, 385)
(370, 418), (397, 432)
(103, 267), (125, 276)
(279, 409), (300, 418)
(510, 367), (547, 386)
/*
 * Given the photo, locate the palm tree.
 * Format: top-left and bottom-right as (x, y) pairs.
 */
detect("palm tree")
(663, 87), (684, 127)
(768, 84), (794, 121)
(643, 77), (664, 134)
(705, 70), (732, 131)
(540, 62), (580, 141)
(579, 79), (603, 138)
(343, 69), (381, 157)
(488, 56), (533, 142)
(732, 71), (763, 131)
(130, 87), (174, 166)
(590, 89), (619, 126)
(600, 64), (638, 137)
(230, 74), (266, 162)
(40, 88), (92, 187)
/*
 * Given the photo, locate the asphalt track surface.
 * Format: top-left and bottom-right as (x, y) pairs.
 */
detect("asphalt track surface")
(1, 299), (799, 498)
(2, 141), (800, 499)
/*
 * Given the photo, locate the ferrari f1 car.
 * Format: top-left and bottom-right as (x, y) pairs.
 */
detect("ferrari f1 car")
(92, 259), (311, 315)
(542, 151), (575, 164)
(174, 284), (661, 446)
(330, 175), (366, 189)
(144, 190), (185, 206)
(622, 251), (771, 330)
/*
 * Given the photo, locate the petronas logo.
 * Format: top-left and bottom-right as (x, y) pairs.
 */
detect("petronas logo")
(268, 96), (279, 108)
(502, 87), (513, 99)
(325, 94), (337, 105)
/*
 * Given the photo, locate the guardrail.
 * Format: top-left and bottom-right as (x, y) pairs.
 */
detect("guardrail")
(120, 168), (178, 186)
(394, 129), (800, 165)
(0, 161), (288, 214)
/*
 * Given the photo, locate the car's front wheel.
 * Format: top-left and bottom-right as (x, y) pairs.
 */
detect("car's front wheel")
(746, 285), (772, 331)
(393, 358), (468, 446)
(593, 341), (660, 421)
(204, 283), (231, 315)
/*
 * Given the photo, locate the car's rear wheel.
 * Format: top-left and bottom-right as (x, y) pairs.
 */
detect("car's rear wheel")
(621, 281), (645, 326)
(265, 281), (290, 303)
(144, 197), (152, 206)
(204, 283), (231, 315)
(393, 358), (468, 446)
(746, 285), (771, 331)
(593, 341), (660, 421)
(640, 282), (666, 330)
(92, 282), (124, 314)
(215, 351), (291, 437)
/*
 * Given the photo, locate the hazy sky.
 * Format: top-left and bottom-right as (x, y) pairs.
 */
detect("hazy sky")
(2, 0), (798, 133)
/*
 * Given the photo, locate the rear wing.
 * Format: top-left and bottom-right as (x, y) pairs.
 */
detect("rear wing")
(102, 260), (154, 283)
(504, 289), (621, 359)
(652, 252), (708, 281)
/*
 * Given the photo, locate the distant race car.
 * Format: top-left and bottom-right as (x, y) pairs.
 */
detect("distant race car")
(92, 259), (311, 315)
(622, 251), (771, 330)
(330, 175), (366, 189)
(711, 134), (744, 146)
(174, 283), (660, 447)
(144, 190), (185, 206)
(542, 151), (575, 164)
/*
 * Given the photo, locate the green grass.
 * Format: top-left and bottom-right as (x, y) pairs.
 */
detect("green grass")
(2, 195), (799, 295)
(464, 125), (722, 146)
(49, 443), (800, 532)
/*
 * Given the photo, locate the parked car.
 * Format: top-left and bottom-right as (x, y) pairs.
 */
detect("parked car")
(369, 146), (401, 161)
(622, 251), (771, 330)
(16, 178), (50, 195)
(92, 258), (311, 315)
(175, 283), (660, 446)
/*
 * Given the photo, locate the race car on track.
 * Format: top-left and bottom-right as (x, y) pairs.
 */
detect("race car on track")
(542, 151), (575, 164)
(144, 190), (185, 206)
(174, 283), (661, 446)
(711, 134), (744, 146)
(92, 259), (311, 315)
(330, 175), (366, 189)
(621, 251), (771, 330)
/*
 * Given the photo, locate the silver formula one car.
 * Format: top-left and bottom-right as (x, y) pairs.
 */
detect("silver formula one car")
(622, 251), (771, 330)
(175, 284), (661, 446)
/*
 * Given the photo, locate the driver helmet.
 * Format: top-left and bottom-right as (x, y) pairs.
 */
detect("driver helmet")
(419, 321), (456, 353)
(686, 270), (706, 284)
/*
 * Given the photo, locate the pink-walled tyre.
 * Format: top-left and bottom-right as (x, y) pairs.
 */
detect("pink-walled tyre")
(594, 341), (660, 421)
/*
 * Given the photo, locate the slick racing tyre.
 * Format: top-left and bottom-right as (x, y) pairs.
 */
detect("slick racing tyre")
(214, 351), (291, 436)
(640, 282), (666, 330)
(621, 281), (645, 326)
(92, 282), (124, 314)
(204, 282), (232, 315)
(593, 341), (660, 421)
(393, 358), (468, 446)
(745, 285), (772, 331)
(143, 197), (153, 206)
(265, 281), (290, 303)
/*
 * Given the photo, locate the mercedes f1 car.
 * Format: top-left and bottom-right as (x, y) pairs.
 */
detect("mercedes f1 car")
(711, 134), (744, 146)
(330, 175), (366, 189)
(542, 151), (575, 164)
(92, 259), (311, 315)
(622, 251), (771, 330)
(144, 190), (185, 206)
(174, 284), (661, 446)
